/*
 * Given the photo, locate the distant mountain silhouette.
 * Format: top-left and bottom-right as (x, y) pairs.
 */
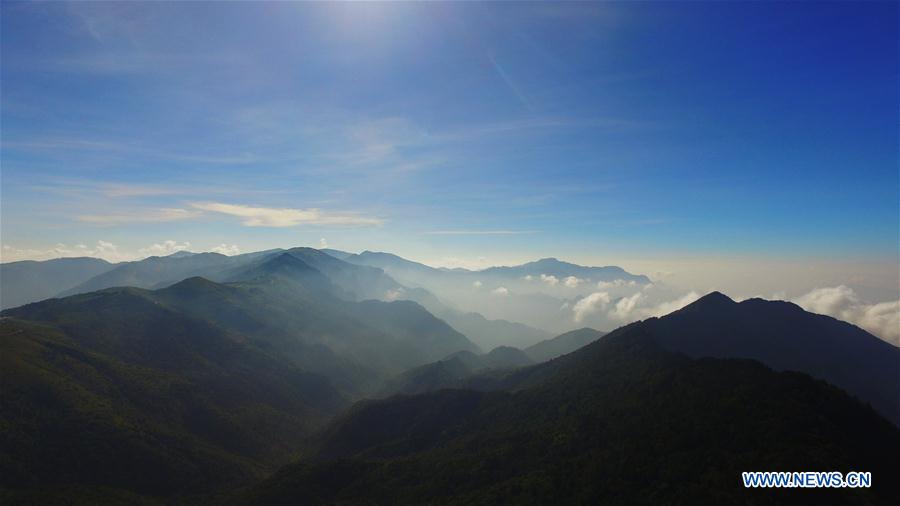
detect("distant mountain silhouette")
(339, 250), (650, 285)
(0, 257), (114, 309)
(57, 250), (279, 297)
(482, 345), (534, 369)
(481, 257), (651, 284)
(240, 325), (900, 504)
(525, 327), (606, 362)
(414, 300), (551, 350)
(335, 249), (648, 337)
(380, 346), (534, 397)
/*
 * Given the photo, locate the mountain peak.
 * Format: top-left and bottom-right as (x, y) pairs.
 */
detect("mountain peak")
(161, 276), (225, 296)
(262, 252), (314, 270)
(687, 291), (735, 309)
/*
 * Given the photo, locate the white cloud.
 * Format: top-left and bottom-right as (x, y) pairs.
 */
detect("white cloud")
(319, 238), (328, 248)
(540, 274), (559, 286)
(569, 287), (700, 325)
(492, 286), (509, 296)
(640, 291), (701, 318)
(424, 255), (500, 270)
(597, 279), (638, 289)
(793, 286), (899, 344)
(563, 276), (583, 288)
(523, 275), (534, 281)
(572, 292), (611, 323)
(210, 244), (240, 256)
(793, 285), (858, 317)
(138, 240), (192, 257)
(473, 280), (483, 288)
(191, 202), (383, 227)
(609, 292), (643, 321)
(385, 288), (405, 301)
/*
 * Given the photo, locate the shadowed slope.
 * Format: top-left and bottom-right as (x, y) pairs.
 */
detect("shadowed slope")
(239, 326), (900, 505)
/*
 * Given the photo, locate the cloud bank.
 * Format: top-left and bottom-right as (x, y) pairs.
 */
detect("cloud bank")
(793, 286), (899, 345)
(572, 292), (611, 322)
(571, 288), (701, 324)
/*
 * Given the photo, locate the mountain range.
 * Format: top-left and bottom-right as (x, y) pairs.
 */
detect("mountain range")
(2, 248), (561, 350)
(1, 249), (898, 504)
(239, 307), (900, 504)
(331, 250), (652, 333)
(0, 257), (114, 309)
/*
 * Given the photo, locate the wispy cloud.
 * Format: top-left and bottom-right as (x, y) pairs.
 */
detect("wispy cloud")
(4, 137), (267, 165)
(29, 178), (294, 200)
(210, 244), (241, 256)
(78, 208), (200, 225)
(191, 202), (383, 228)
(138, 240), (192, 257)
(426, 230), (538, 235)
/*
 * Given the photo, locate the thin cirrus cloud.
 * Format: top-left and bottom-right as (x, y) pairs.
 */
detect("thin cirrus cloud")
(78, 208), (201, 224)
(191, 202), (383, 228)
(426, 230), (538, 235)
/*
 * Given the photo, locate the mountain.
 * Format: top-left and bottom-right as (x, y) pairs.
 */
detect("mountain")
(339, 250), (650, 335)
(525, 327), (606, 362)
(482, 345), (534, 369)
(7, 252), (480, 396)
(377, 355), (478, 397)
(341, 251), (651, 287)
(0, 289), (347, 502)
(0, 254), (483, 502)
(57, 250), (278, 297)
(341, 250), (448, 284)
(9, 249), (481, 390)
(404, 291), (551, 350)
(278, 248), (403, 302)
(434, 310), (551, 350)
(480, 257), (651, 284)
(319, 248), (354, 261)
(640, 291), (900, 425)
(238, 326), (900, 505)
(328, 250), (552, 350)
(460, 292), (900, 424)
(0, 257), (114, 309)
(348, 299), (480, 364)
(380, 346), (534, 397)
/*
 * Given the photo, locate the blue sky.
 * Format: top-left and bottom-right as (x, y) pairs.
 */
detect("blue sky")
(1, 1), (897, 297)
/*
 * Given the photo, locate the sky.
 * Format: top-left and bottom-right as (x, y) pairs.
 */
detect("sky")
(1, 1), (898, 302)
